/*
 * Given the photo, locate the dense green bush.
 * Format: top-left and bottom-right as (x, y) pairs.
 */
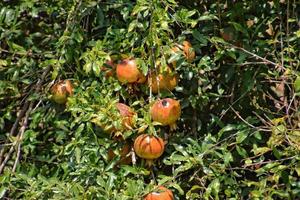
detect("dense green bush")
(0, 0), (299, 199)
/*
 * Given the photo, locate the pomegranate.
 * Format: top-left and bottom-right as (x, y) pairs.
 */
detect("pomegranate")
(149, 66), (178, 93)
(171, 40), (195, 66)
(182, 40), (195, 62)
(101, 58), (115, 77)
(116, 103), (136, 130)
(107, 143), (132, 165)
(134, 134), (164, 165)
(144, 186), (174, 200)
(94, 103), (136, 137)
(50, 80), (73, 104)
(116, 58), (146, 83)
(150, 98), (181, 130)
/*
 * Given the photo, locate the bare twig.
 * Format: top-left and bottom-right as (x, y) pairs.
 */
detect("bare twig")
(10, 101), (30, 136)
(243, 156), (296, 168)
(12, 102), (33, 172)
(0, 145), (15, 174)
(229, 44), (285, 71)
(0, 66), (50, 174)
(230, 106), (271, 132)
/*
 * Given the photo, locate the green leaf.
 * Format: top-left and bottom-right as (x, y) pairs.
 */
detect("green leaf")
(294, 76), (300, 93)
(236, 130), (248, 143)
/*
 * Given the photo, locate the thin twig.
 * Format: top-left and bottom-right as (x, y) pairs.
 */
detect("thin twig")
(12, 102), (33, 172)
(10, 101), (30, 136)
(229, 44), (285, 71)
(0, 145), (15, 174)
(243, 156), (296, 168)
(230, 106), (271, 132)
(0, 66), (50, 174)
(0, 147), (6, 165)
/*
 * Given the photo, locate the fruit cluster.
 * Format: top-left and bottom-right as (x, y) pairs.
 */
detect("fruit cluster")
(50, 41), (195, 199)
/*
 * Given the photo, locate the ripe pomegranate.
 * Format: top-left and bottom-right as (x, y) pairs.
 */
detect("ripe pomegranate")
(134, 134), (164, 165)
(144, 186), (174, 200)
(149, 66), (178, 93)
(50, 80), (73, 104)
(116, 58), (146, 83)
(95, 103), (136, 137)
(171, 40), (195, 66)
(116, 103), (136, 130)
(150, 98), (181, 130)
(107, 143), (132, 165)
(101, 58), (115, 77)
(182, 40), (195, 62)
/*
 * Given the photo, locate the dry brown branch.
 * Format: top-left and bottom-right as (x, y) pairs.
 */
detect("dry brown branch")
(229, 44), (285, 70)
(0, 66), (51, 174)
(12, 102), (33, 172)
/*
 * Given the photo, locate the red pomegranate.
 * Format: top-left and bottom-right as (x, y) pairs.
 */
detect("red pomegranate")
(149, 66), (178, 93)
(101, 58), (115, 77)
(107, 143), (132, 165)
(94, 103), (136, 137)
(116, 103), (136, 130)
(50, 80), (73, 104)
(144, 186), (174, 200)
(134, 134), (164, 165)
(150, 98), (181, 130)
(171, 40), (195, 67)
(116, 58), (146, 83)
(182, 40), (195, 62)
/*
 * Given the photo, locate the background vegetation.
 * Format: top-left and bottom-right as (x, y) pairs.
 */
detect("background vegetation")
(0, 0), (299, 199)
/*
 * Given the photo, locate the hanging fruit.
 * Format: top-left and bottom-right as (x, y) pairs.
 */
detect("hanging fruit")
(144, 186), (174, 200)
(107, 142), (132, 165)
(182, 40), (195, 62)
(171, 40), (195, 67)
(134, 134), (165, 166)
(50, 80), (73, 104)
(101, 58), (115, 77)
(150, 98), (181, 130)
(115, 103), (136, 130)
(92, 103), (136, 138)
(116, 58), (146, 84)
(148, 66), (178, 93)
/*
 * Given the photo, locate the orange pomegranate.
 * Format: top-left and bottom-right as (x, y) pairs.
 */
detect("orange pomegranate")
(150, 98), (181, 130)
(134, 134), (164, 165)
(107, 143), (132, 165)
(50, 80), (73, 104)
(116, 103), (136, 129)
(116, 58), (146, 83)
(94, 103), (136, 137)
(144, 186), (174, 200)
(171, 40), (195, 66)
(101, 58), (115, 77)
(182, 40), (195, 62)
(149, 67), (178, 93)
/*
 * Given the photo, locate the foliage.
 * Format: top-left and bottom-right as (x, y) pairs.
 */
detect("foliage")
(0, 0), (300, 199)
